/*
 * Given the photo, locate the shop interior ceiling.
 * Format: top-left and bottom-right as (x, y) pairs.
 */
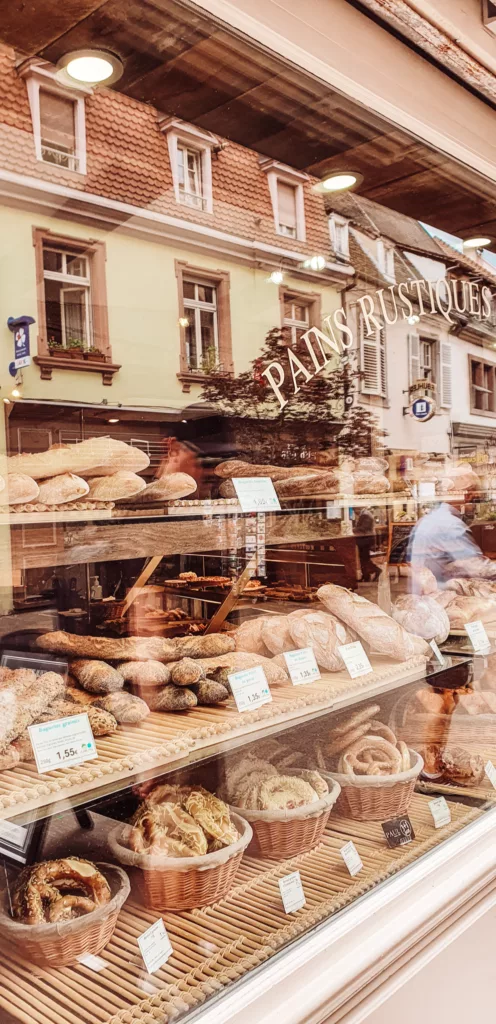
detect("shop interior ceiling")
(3, 0), (496, 238)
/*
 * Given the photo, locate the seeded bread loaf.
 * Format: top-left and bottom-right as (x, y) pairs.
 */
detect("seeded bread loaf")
(70, 660), (125, 694)
(170, 658), (205, 686)
(0, 672), (66, 749)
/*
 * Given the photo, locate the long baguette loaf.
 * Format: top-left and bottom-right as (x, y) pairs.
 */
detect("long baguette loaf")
(0, 671), (66, 749)
(8, 437), (143, 480)
(274, 471), (339, 496)
(37, 630), (235, 663)
(317, 584), (429, 660)
(86, 472), (146, 501)
(214, 460), (322, 480)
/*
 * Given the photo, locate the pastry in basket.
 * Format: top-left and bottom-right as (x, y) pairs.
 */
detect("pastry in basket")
(224, 753), (328, 810)
(258, 775), (321, 809)
(129, 784), (240, 857)
(11, 857), (111, 925)
(184, 788), (239, 846)
(319, 705), (411, 775)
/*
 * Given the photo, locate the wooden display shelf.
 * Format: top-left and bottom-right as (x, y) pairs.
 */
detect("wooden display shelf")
(0, 656), (427, 824)
(0, 509), (113, 525)
(0, 794), (482, 1024)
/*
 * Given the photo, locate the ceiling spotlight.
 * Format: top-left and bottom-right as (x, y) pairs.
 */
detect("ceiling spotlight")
(11, 388), (21, 398)
(304, 255), (326, 271)
(58, 50), (124, 86)
(322, 173), (358, 193)
(462, 236), (491, 249)
(178, 317), (189, 328)
(407, 315), (420, 325)
(108, 417), (119, 424)
(268, 271), (284, 285)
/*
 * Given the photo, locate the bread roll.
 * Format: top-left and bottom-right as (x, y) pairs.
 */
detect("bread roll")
(218, 479), (237, 498)
(136, 473), (197, 502)
(86, 472), (146, 501)
(88, 446), (150, 476)
(289, 610), (355, 670)
(7, 473), (39, 504)
(7, 437), (140, 480)
(171, 658), (205, 686)
(117, 661), (172, 686)
(192, 679), (230, 704)
(37, 473), (89, 505)
(94, 692), (150, 723)
(150, 685), (198, 711)
(317, 584), (430, 660)
(70, 659), (125, 694)
(392, 595), (450, 643)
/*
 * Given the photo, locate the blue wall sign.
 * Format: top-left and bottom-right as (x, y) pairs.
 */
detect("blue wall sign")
(411, 396), (436, 422)
(7, 315), (35, 371)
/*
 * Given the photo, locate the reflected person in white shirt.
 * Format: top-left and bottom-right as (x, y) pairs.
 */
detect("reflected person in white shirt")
(408, 501), (496, 586)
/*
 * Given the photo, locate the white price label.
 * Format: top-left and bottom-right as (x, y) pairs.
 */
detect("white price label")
(485, 760), (496, 790)
(283, 647), (320, 686)
(429, 639), (445, 665)
(232, 477), (281, 513)
(28, 713), (96, 773)
(0, 820), (27, 847)
(77, 953), (107, 971)
(339, 841), (363, 876)
(137, 919), (173, 975)
(278, 870), (306, 914)
(338, 641), (373, 680)
(429, 796), (451, 829)
(465, 620), (491, 653)
(228, 665), (272, 712)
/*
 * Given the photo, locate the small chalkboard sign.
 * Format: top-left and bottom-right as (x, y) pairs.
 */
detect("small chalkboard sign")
(388, 522), (415, 566)
(382, 815), (415, 848)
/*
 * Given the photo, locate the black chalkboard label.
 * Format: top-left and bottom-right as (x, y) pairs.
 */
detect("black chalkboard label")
(382, 815), (415, 848)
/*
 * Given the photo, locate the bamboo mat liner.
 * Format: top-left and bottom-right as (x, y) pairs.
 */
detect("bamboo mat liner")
(0, 794), (482, 1024)
(0, 657), (426, 819)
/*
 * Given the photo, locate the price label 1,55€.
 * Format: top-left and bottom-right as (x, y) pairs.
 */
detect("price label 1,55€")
(28, 713), (97, 773)
(228, 665), (272, 712)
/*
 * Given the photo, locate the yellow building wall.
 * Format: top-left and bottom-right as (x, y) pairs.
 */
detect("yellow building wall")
(0, 205), (341, 412)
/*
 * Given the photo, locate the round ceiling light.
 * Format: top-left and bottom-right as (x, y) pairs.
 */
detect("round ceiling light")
(322, 172), (358, 193)
(462, 236), (491, 249)
(58, 50), (124, 86)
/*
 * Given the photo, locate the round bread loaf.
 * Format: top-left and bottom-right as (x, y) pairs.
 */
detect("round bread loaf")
(136, 473), (197, 502)
(7, 473), (40, 504)
(171, 658), (205, 686)
(86, 471), (146, 501)
(37, 473), (90, 505)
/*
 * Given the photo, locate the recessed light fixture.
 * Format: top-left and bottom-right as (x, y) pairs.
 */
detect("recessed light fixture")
(57, 50), (124, 86)
(108, 417), (119, 424)
(268, 271), (284, 285)
(462, 236), (491, 249)
(322, 172), (359, 193)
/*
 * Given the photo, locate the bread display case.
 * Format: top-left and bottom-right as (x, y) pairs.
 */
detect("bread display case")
(2, 1), (496, 1022)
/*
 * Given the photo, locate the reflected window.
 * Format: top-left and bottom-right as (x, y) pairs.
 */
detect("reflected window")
(277, 181), (298, 238)
(42, 245), (92, 350)
(183, 280), (218, 370)
(420, 338), (435, 381)
(360, 314), (387, 397)
(177, 144), (204, 209)
(470, 357), (496, 414)
(283, 299), (310, 345)
(329, 214), (350, 258)
(39, 90), (77, 170)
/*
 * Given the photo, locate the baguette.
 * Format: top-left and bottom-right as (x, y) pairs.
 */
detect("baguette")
(37, 630), (235, 663)
(86, 471), (146, 501)
(37, 473), (90, 505)
(88, 446), (150, 476)
(7, 437), (143, 480)
(214, 460), (322, 480)
(274, 471), (339, 497)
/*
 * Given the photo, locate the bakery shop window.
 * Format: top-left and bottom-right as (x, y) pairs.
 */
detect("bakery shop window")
(32, 228), (116, 381)
(470, 356), (496, 415)
(175, 260), (233, 388)
(359, 313), (387, 398)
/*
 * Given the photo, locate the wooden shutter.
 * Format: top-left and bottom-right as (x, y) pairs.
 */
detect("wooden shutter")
(440, 340), (452, 407)
(39, 91), (75, 153)
(379, 325), (387, 397)
(408, 332), (420, 385)
(277, 182), (297, 230)
(360, 314), (380, 395)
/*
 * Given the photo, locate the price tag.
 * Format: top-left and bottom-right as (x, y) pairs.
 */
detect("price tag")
(338, 641), (373, 680)
(28, 713), (96, 773)
(232, 477), (281, 513)
(137, 919), (173, 974)
(382, 815), (415, 848)
(339, 841), (363, 876)
(485, 760), (496, 790)
(429, 639), (445, 665)
(278, 870), (306, 913)
(429, 796), (451, 829)
(465, 620), (491, 653)
(283, 647), (320, 686)
(77, 953), (108, 971)
(228, 665), (272, 712)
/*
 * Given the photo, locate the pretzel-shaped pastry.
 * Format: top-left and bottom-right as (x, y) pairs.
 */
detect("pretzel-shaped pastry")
(12, 858), (110, 924)
(339, 735), (402, 776)
(48, 895), (97, 922)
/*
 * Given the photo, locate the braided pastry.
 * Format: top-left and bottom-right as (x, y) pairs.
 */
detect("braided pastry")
(129, 802), (207, 856)
(11, 858), (110, 925)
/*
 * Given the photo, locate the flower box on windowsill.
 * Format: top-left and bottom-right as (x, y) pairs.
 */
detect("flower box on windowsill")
(177, 368), (231, 393)
(35, 353), (121, 385)
(83, 350), (106, 362)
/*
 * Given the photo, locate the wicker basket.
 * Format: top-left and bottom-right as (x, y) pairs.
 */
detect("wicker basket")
(109, 812), (252, 912)
(230, 774), (341, 860)
(0, 863), (129, 968)
(328, 749), (423, 821)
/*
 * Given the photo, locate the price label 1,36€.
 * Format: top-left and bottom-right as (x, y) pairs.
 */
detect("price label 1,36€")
(232, 477), (281, 513)
(28, 713), (96, 773)
(283, 647), (321, 686)
(228, 665), (272, 712)
(338, 641), (373, 680)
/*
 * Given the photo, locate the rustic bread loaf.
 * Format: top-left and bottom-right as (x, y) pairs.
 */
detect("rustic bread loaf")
(37, 473), (90, 505)
(0, 746), (20, 770)
(70, 659), (125, 694)
(352, 471), (390, 494)
(354, 457), (389, 474)
(150, 685), (198, 711)
(38, 630), (234, 663)
(274, 471), (339, 497)
(317, 584), (430, 660)
(234, 616), (274, 656)
(218, 479), (237, 498)
(214, 460), (321, 480)
(136, 473), (197, 502)
(392, 594), (450, 642)
(36, 698), (118, 736)
(260, 616), (297, 656)
(87, 446), (150, 476)
(86, 471), (146, 501)
(94, 692), (150, 723)
(173, 634), (235, 659)
(117, 661), (172, 686)
(170, 658), (205, 686)
(289, 610), (355, 670)
(7, 473), (40, 504)
(7, 437), (138, 480)
(0, 671), (66, 748)
(443, 595), (496, 629)
(192, 679), (230, 704)
(197, 650), (289, 685)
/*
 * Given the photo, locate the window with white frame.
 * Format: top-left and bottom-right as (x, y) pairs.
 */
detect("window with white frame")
(359, 313), (387, 397)
(43, 245), (92, 349)
(260, 159), (307, 242)
(329, 214), (349, 258)
(376, 238), (395, 281)
(283, 298), (310, 345)
(177, 144), (205, 209)
(419, 337), (435, 381)
(183, 280), (218, 370)
(21, 63), (88, 174)
(277, 182), (298, 238)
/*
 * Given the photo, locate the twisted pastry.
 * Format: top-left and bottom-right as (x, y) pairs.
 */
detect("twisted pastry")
(12, 858), (110, 924)
(184, 787), (239, 846)
(339, 735), (402, 776)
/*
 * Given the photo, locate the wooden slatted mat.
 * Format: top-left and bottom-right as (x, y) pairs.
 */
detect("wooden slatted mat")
(0, 795), (482, 1024)
(0, 658), (426, 820)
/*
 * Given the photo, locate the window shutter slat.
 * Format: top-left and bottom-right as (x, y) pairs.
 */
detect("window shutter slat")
(360, 315), (380, 395)
(440, 340), (452, 408)
(408, 332), (420, 385)
(379, 326), (387, 397)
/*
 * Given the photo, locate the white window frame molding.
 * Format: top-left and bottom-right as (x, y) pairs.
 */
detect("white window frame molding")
(159, 116), (217, 214)
(18, 60), (90, 175)
(376, 237), (396, 282)
(259, 158), (308, 242)
(329, 213), (350, 258)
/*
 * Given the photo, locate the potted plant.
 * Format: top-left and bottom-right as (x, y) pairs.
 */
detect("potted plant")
(83, 346), (105, 362)
(66, 337), (85, 359)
